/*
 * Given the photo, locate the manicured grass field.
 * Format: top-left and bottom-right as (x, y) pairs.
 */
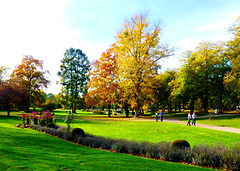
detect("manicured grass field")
(57, 118), (240, 148)
(0, 115), (213, 170)
(196, 115), (240, 129)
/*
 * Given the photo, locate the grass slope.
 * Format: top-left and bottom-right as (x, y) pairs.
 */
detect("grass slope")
(0, 116), (213, 171)
(57, 118), (240, 147)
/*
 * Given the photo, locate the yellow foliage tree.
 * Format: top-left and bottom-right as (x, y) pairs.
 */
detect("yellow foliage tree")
(114, 13), (172, 117)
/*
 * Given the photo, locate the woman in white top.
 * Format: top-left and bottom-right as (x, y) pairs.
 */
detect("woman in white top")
(187, 112), (191, 126)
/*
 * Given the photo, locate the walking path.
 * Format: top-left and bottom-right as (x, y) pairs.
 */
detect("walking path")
(165, 119), (240, 134)
(58, 113), (240, 134)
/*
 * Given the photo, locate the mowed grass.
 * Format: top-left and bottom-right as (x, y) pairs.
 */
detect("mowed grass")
(196, 115), (240, 129)
(0, 115), (213, 171)
(58, 119), (240, 147)
(50, 111), (240, 147)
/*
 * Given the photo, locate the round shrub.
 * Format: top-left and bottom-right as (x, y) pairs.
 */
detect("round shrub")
(71, 128), (85, 139)
(171, 140), (191, 150)
(47, 123), (56, 128)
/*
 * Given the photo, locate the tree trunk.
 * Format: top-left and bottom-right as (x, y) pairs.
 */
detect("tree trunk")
(178, 101), (181, 113)
(190, 99), (194, 113)
(108, 104), (111, 117)
(135, 106), (140, 118)
(7, 105), (10, 117)
(124, 103), (129, 118)
(168, 101), (172, 113)
(203, 94), (208, 113)
(132, 108), (134, 115)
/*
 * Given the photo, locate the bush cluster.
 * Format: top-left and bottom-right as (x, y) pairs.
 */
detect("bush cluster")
(19, 111), (55, 127)
(93, 110), (105, 114)
(28, 124), (240, 170)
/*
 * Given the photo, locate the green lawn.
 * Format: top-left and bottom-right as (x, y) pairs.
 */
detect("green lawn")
(195, 115), (240, 129)
(0, 115), (213, 171)
(57, 118), (240, 148)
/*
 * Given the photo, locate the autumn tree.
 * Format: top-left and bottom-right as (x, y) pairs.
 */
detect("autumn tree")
(114, 13), (172, 117)
(11, 55), (50, 112)
(85, 45), (119, 117)
(58, 48), (89, 113)
(0, 81), (27, 116)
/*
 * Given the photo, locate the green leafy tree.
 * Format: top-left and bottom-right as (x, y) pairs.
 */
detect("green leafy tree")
(224, 16), (240, 106)
(58, 48), (90, 113)
(156, 69), (177, 112)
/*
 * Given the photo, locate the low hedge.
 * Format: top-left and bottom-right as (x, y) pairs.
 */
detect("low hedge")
(28, 124), (240, 170)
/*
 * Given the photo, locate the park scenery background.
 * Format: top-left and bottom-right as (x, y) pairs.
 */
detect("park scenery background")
(1, 0), (240, 170)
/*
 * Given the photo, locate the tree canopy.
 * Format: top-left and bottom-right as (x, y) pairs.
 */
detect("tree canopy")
(11, 55), (50, 112)
(58, 48), (90, 113)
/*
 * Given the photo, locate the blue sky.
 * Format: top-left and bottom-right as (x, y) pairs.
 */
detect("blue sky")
(0, 0), (239, 94)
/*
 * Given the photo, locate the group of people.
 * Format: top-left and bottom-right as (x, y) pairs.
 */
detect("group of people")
(187, 112), (197, 126)
(155, 111), (163, 122)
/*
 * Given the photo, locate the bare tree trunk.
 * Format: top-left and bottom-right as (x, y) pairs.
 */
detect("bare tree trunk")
(108, 104), (111, 117)
(124, 102), (129, 118)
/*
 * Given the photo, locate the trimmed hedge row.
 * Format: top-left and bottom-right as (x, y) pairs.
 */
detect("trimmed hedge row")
(29, 124), (240, 170)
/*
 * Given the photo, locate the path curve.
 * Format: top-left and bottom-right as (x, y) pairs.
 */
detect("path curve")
(164, 119), (240, 134)
(57, 113), (240, 134)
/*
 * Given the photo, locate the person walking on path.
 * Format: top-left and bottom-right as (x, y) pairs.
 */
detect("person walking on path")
(160, 111), (163, 122)
(155, 112), (158, 122)
(187, 112), (191, 126)
(192, 112), (197, 125)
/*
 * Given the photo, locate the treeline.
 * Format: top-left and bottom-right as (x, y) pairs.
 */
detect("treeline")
(1, 13), (239, 117)
(85, 14), (240, 116)
(0, 48), (90, 116)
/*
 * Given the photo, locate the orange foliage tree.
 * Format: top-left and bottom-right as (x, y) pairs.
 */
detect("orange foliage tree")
(11, 55), (50, 112)
(85, 45), (119, 117)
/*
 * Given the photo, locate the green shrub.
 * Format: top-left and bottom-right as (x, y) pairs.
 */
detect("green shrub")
(128, 141), (140, 155)
(49, 128), (57, 136)
(170, 140), (191, 150)
(168, 150), (181, 162)
(56, 128), (66, 138)
(156, 141), (171, 161)
(71, 128), (85, 139)
(47, 123), (55, 128)
(192, 144), (219, 167)
(145, 143), (160, 158)
(99, 137), (116, 150)
(93, 110), (105, 114)
(139, 141), (150, 156)
(112, 139), (129, 153)
(63, 132), (71, 141)
(76, 136), (84, 144)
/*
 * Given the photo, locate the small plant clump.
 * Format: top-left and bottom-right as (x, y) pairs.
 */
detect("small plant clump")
(170, 140), (191, 150)
(71, 128), (85, 140)
(47, 123), (56, 128)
